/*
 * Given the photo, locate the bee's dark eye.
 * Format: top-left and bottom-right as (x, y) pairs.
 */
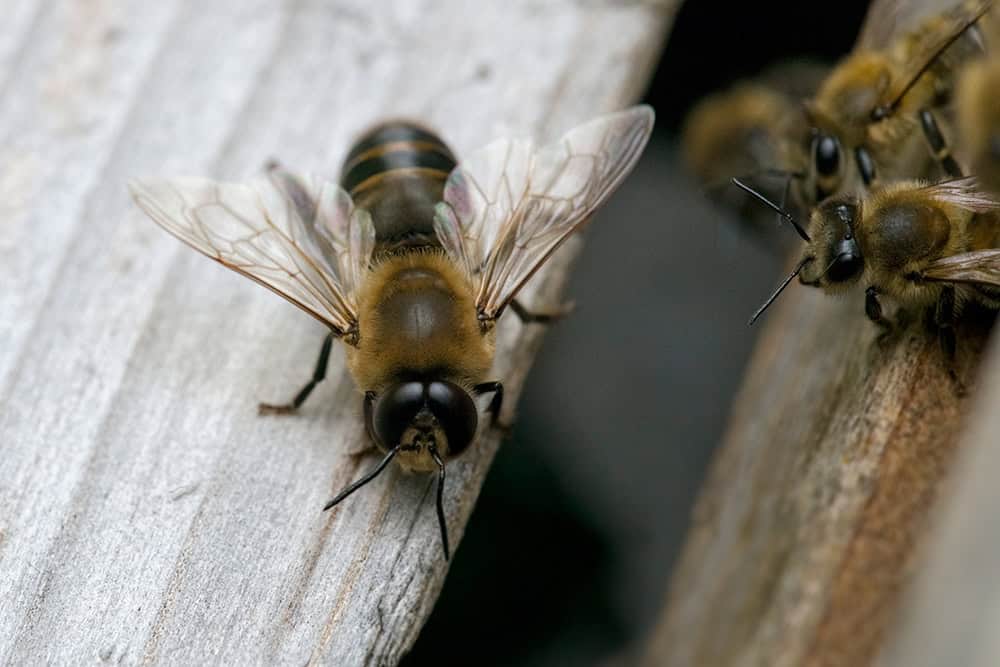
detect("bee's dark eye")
(827, 239), (863, 283)
(426, 381), (478, 456)
(373, 382), (425, 447)
(813, 134), (840, 177)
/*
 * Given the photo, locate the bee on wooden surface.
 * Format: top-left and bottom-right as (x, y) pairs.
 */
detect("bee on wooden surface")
(800, 0), (991, 205)
(681, 62), (824, 235)
(737, 177), (1000, 367)
(956, 53), (1000, 193)
(129, 106), (654, 560)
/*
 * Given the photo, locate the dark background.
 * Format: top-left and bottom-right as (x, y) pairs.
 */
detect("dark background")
(407, 0), (870, 664)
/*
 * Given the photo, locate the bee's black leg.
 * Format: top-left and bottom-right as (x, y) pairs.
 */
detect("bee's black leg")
(509, 298), (574, 325)
(919, 108), (964, 178)
(266, 159), (318, 224)
(259, 333), (335, 415)
(345, 391), (382, 459)
(866, 286), (894, 344)
(934, 286), (966, 395)
(473, 381), (504, 427)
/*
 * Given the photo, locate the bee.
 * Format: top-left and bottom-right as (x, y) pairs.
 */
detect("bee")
(736, 177), (1000, 369)
(129, 106), (655, 560)
(681, 62), (824, 234)
(800, 0), (992, 205)
(956, 53), (1000, 194)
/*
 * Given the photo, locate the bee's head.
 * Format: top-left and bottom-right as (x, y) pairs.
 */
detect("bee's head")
(373, 380), (478, 469)
(800, 198), (863, 289)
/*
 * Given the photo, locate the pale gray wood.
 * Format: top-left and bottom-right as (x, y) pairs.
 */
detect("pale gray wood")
(0, 1), (675, 664)
(878, 334), (1000, 667)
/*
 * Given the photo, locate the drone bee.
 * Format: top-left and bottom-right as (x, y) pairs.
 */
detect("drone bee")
(800, 0), (991, 205)
(129, 106), (654, 560)
(737, 177), (1000, 365)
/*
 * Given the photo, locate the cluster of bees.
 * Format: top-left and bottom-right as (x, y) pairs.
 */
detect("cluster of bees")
(128, 0), (1000, 559)
(683, 0), (1000, 353)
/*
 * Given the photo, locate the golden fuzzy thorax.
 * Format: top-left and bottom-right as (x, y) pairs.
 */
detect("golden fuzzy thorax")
(345, 251), (495, 471)
(858, 181), (974, 310)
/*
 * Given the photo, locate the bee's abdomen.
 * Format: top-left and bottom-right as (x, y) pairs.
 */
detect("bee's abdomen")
(341, 122), (457, 251)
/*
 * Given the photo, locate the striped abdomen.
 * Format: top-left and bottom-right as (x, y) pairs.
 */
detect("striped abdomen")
(341, 122), (457, 253)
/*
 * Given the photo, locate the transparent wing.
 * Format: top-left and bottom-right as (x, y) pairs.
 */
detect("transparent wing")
(922, 176), (1000, 211)
(923, 249), (1000, 284)
(855, 0), (950, 50)
(267, 168), (376, 301)
(882, 0), (993, 100)
(129, 176), (373, 335)
(435, 105), (654, 320)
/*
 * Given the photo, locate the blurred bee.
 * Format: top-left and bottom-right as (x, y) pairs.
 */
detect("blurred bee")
(129, 106), (654, 560)
(956, 49), (1000, 193)
(681, 62), (824, 236)
(736, 177), (1000, 367)
(801, 0), (992, 205)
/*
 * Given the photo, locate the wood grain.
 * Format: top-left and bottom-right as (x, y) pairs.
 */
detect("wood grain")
(877, 329), (1000, 667)
(0, 1), (675, 664)
(642, 260), (993, 667)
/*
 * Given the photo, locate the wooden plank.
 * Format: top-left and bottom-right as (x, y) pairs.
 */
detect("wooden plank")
(878, 333), (1000, 667)
(0, 1), (675, 664)
(642, 262), (993, 666)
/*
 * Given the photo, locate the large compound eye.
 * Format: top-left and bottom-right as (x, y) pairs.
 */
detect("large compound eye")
(426, 381), (478, 456)
(373, 382), (426, 447)
(827, 239), (863, 283)
(813, 134), (840, 177)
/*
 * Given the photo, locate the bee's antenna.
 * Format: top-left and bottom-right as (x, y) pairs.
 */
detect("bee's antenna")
(429, 445), (450, 561)
(749, 257), (812, 325)
(871, 1), (993, 121)
(731, 177), (812, 241)
(705, 168), (804, 192)
(323, 445), (401, 511)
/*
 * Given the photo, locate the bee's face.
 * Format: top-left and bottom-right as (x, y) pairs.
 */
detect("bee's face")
(800, 198), (864, 288)
(373, 380), (478, 462)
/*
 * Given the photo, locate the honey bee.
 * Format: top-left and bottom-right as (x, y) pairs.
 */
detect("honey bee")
(129, 106), (654, 559)
(737, 177), (1000, 365)
(681, 63), (823, 234)
(800, 0), (992, 205)
(956, 53), (1000, 193)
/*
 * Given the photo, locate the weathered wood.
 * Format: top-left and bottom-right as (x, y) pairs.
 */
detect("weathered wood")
(877, 330), (1000, 667)
(0, 2), (675, 664)
(642, 259), (993, 666)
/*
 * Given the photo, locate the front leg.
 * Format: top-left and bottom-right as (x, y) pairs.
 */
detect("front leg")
(473, 381), (508, 432)
(509, 298), (575, 325)
(934, 286), (966, 395)
(919, 109), (964, 178)
(865, 286), (894, 345)
(345, 391), (382, 459)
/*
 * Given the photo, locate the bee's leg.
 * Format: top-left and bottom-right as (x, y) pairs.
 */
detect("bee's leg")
(866, 286), (894, 343)
(934, 286), (967, 395)
(473, 381), (509, 432)
(266, 159), (318, 224)
(346, 391), (382, 459)
(509, 299), (575, 325)
(919, 109), (964, 178)
(258, 333), (335, 415)
(854, 146), (877, 187)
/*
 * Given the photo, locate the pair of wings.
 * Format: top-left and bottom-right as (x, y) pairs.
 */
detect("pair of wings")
(129, 106), (654, 338)
(919, 177), (1000, 286)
